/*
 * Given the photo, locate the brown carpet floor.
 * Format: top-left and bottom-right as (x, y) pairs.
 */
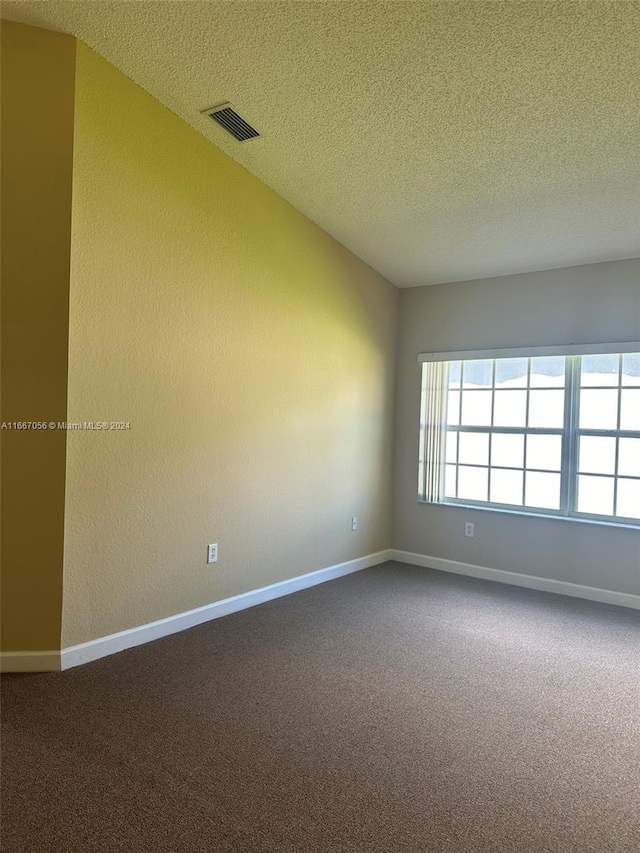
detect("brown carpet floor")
(2, 561), (639, 852)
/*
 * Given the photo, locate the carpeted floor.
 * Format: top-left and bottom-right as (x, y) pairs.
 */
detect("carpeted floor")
(2, 561), (639, 852)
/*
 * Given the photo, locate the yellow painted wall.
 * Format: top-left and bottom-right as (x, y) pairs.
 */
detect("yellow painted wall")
(61, 44), (398, 646)
(1, 22), (76, 653)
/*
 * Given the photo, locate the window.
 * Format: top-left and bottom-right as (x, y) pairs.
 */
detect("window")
(418, 346), (640, 525)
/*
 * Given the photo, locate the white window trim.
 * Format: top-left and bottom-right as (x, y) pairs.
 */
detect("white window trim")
(417, 499), (640, 531)
(417, 345), (640, 528)
(418, 341), (640, 363)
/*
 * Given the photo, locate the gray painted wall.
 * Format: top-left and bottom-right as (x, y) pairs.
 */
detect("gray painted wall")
(392, 258), (640, 596)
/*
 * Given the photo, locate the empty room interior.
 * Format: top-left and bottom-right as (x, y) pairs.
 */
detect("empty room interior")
(1, 1), (639, 851)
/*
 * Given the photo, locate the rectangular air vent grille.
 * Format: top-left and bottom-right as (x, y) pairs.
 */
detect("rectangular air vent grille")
(204, 104), (260, 142)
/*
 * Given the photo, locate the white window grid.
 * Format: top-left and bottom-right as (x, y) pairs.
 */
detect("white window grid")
(573, 353), (640, 522)
(420, 353), (640, 526)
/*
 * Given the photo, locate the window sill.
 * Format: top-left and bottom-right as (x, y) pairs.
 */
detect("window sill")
(416, 499), (640, 531)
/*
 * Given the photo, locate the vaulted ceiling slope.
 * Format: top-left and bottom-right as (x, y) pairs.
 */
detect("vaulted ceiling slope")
(3, 1), (639, 286)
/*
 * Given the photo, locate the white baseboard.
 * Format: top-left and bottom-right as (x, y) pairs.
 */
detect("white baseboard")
(390, 549), (640, 610)
(60, 549), (392, 671)
(0, 651), (61, 673)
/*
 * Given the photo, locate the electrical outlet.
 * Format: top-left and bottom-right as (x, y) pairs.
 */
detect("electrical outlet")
(351, 516), (358, 531)
(464, 522), (475, 538)
(207, 543), (218, 564)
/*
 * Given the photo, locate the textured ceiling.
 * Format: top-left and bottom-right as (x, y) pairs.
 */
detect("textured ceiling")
(3, 1), (640, 286)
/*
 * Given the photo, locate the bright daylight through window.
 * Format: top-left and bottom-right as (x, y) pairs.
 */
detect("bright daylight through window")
(418, 350), (640, 525)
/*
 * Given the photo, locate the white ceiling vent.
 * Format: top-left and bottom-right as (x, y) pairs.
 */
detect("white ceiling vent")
(201, 103), (260, 142)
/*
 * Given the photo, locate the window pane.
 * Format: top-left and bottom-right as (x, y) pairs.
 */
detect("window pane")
(580, 353), (620, 387)
(526, 434), (562, 471)
(495, 358), (528, 389)
(491, 433), (524, 468)
(528, 390), (564, 428)
(422, 351), (640, 523)
(578, 389), (619, 430)
(618, 438), (640, 478)
(458, 432), (489, 466)
(448, 361), (461, 389)
(525, 471), (560, 510)
(493, 390), (527, 427)
(445, 432), (458, 464)
(578, 435), (616, 475)
(621, 354), (640, 387)
(490, 468), (523, 505)
(457, 466), (488, 501)
(616, 479), (640, 520)
(447, 391), (460, 425)
(530, 356), (565, 387)
(577, 475), (614, 516)
(620, 390), (640, 431)
(462, 360), (493, 388)
(444, 464), (457, 498)
(461, 391), (492, 426)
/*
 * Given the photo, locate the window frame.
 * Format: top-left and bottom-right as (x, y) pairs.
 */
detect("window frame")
(417, 343), (640, 528)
